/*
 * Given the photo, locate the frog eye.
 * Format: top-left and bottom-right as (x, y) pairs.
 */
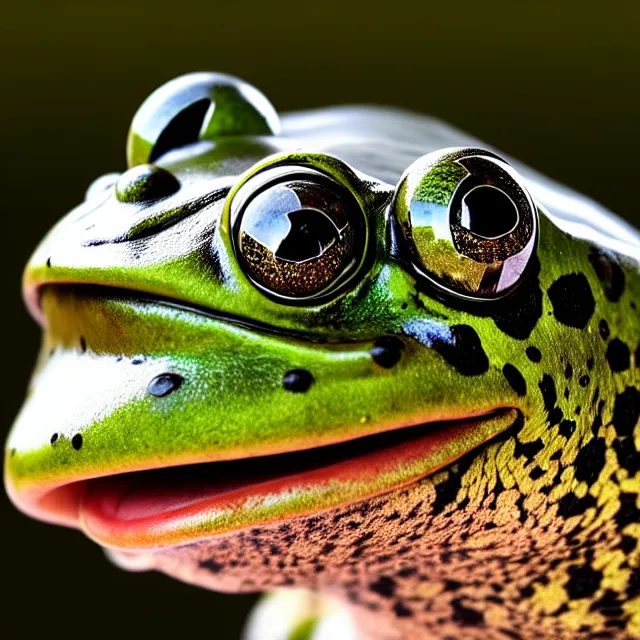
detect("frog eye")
(126, 72), (280, 168)
(393, 147), (538, 299)
(231, 168), (367, 303)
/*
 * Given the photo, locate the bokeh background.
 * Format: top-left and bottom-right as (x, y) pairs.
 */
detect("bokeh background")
(2, 1), (639, 638)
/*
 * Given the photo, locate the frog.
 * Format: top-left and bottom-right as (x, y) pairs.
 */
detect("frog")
(4, 71), (640, 640)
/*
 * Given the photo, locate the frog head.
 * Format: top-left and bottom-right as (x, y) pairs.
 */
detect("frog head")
(5, 74), (639, 620)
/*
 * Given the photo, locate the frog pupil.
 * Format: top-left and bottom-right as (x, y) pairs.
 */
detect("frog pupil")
(275, 209), (340, 263)
(461, 185), (518, 239)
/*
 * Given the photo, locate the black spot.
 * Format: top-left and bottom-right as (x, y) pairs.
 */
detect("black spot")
(392, 601), (413, 618)
(10, 448), (16, 457)
(529, 467), (545, 480)
(575, 406), (582, 416)
(451, 599), (485, 626)
(514, 437), (544, 461)
(283, 369), (314, 393)
(72, 434), (83, 450)
(131, 357), (145, 365)
(613, 437), (640, 476)
(606, 339), (630, 372)
(557, 493), (597, 518)
(371, 337), (404, 369)
(619, 535), (637, 555)
(147, 373), (183, 398)
(519, 584), (534, 598)
(612, 387), (640, 437)
(444, 580), (463, 592)
(587, 357), (594, 370)
(547, 274), (595, 329)
(574, 437), (606, 484)
(566, 564), (602, 599)
(526, 346), (542, 363)
(50, 433), (58, 444)
(579, 375), (590, 388)
(503, 364), (526, 396)
(369, 576), (396, 598)
(199, 559), (224, 574)
(559, 420), (576, 438)
(615, 493), (640, 529)
(539, 374), (563, 426)
(589, 248), (626, 302)
(430, 325), (489, 376)
(79, 337), (87, 353)
(46, 257), (52, 268)
(599, 319), (610, 341)
(565, 363), (573, 379)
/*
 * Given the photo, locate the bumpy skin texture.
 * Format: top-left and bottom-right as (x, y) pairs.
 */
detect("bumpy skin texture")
(4, 75), (640, 639)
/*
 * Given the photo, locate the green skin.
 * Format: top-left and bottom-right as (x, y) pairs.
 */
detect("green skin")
(4, 74), (640, 639)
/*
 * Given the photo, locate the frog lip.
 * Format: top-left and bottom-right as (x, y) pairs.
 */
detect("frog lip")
(7, 408), (519, 550)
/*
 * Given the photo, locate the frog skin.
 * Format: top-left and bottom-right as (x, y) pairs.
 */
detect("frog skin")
(4, 72), (640, 640)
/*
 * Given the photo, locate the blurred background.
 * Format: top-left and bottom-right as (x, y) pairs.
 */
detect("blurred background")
(1, 1), (639, 638)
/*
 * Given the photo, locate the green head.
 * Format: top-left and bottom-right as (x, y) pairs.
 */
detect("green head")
(4, 74), (640, 632)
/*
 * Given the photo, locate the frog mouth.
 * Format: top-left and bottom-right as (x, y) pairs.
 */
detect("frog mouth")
(7, 284), (519, 549)
(8, 408), (518, 550)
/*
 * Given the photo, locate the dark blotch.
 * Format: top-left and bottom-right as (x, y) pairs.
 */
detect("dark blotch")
(526, 346), (542, 363)
(606, 339), (630, 372)
(46, 257), (52, 268)
(392, 601), (413, 618)
(565, 363), (573, 379)
(72, 434), (83, 450)
(148, 373), (183, 398)
(539, 374), (563, 426)
(613, 438), (640, 476)
(431, 325), (489, 376)
(566, 564), (602, 600)
(612, 387), (640, 437)
(80, 337), (87, 353)
(616, 493), (640, 529)
(557, 493), (597, 518)
(589, 248), (626, 302)
(574, 437), (606, 484)
(547, 273), (595, 329)
(451, 599), (485, 626)
(599, 319), (610, 341)
(559, 420), (576, 438)
(579, 375), (590, 388)
(199, 559), (224, 574)
(514, 437), (544, 462)
(503, 364), (527, 396)
(371, 337), (404, 369)
(369, 576), (396, 599)
(131, 357), (145, 365)
(50, 433), (58, 445)
(283, 369), (314, 393)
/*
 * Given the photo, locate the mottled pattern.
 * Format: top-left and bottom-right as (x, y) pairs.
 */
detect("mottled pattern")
(144, 242), (640, 639)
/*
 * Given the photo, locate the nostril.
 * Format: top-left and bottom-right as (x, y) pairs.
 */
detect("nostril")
(115, 164), (180, 203)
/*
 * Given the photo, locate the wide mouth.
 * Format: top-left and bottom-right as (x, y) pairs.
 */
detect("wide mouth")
(9, 407), (518, 550)
(7, 284), (519, 550)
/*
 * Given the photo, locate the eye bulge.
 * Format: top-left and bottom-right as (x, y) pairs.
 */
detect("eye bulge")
(126, 72), (281, 168)
(231, 168), (368, 302)
(393, 147), (539, 300)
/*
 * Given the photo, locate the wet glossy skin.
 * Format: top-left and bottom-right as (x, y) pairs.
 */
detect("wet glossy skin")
(5, 73), (640, 639)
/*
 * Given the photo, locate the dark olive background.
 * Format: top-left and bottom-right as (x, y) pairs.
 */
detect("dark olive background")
(1, 1), (639, 638)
